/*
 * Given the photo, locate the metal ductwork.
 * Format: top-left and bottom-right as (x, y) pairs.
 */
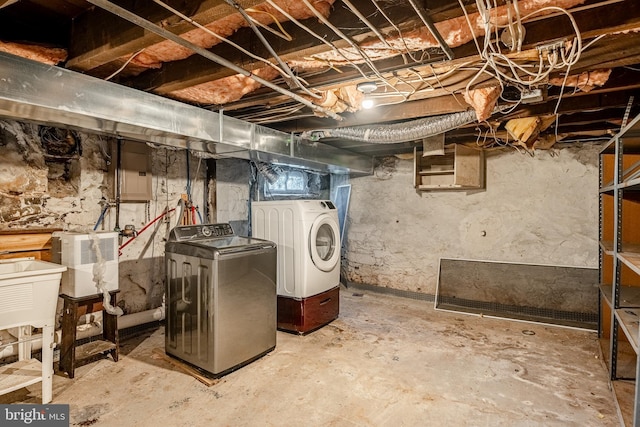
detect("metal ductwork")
(301, 110), (479, 144)
(0, 52), (373, 176)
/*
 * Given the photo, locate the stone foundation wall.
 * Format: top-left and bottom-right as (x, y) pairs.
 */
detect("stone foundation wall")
(0, 120), (205, 314)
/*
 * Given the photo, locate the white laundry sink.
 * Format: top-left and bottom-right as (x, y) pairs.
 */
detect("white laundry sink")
(0, 257), (66, 404)
(0, 258), (66, 329)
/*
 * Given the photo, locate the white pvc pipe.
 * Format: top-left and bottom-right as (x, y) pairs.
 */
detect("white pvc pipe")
(0, 304), (165, 361)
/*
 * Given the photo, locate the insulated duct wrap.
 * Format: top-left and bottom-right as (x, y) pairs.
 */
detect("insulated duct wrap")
(301, 110), (479, 144)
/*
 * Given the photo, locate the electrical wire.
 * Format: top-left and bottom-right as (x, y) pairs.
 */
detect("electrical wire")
(264, 0), (371, 81)
(299, 0), (400, 93)
(371, 0), (420, 63)
(105, 49), (145, 81)
(224, 0), (320, 98)
(244, 7), (293, 41)
(192, 155), (207, 223)
(88, 0), (343, 120)
(150, 0), (294, 87)
(342, 0), (394, 51)
(453, 0), (588, 116)
(96, 135), (112, 165)
(457, 0), (483, 57)
(238, 104), (307, 123)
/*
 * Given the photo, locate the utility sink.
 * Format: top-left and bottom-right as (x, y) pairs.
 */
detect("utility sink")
(0, 257), (66, 404)
(0, 257), (66, 329)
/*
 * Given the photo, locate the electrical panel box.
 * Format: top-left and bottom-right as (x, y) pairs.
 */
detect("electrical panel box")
(51, 231), (119, 297)
(114, 140), (152, 202)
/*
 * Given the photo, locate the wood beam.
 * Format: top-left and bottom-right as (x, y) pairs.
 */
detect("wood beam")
(127, 1), (433, 93)
(448, 112), (629, 139)
(503, 90), (640, 121)
(523, 0), (640, 44)
(210, 44), (477, 112)
(0, 0), (19, 8)
(67, 0), (263, 71)
(220, 0), (640, 116)
(276, 71), (640, 132)
(569, 33), (640, 74)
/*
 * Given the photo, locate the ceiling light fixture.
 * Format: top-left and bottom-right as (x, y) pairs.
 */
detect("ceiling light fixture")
(357, 81), (377, 93)
(357, 81), (377, 110)
(361, 98), (375, 109)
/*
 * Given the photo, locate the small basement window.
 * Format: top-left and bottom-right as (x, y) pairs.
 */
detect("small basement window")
(254, 162), (330, 200)
(265, 170), (308, 196)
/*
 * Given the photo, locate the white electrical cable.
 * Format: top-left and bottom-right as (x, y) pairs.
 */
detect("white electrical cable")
(457, 0), (483, 57)
(513, 0), (523, 51)
(89, 0), (343, 120)
(371, 0), (420, 63)
(244, 8), (293, 41)
(265, 0), (412, 106)
(150, 0), (291, 86)
(456, 0), (587, 110)
(264, 0), (371, 81)
(342, 0), (394, 50)
(224, 0), (320, 98)
(299, 0), (400, 93)
(105, 49), (145, 81)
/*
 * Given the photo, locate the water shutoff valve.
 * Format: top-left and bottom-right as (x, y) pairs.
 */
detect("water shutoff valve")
(122, 224), (138, 237)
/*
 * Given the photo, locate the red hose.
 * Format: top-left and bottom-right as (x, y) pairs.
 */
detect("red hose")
(119, 207), (176, 255)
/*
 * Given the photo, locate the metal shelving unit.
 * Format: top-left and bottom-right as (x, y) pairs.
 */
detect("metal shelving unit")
(599, 112), (640, 427)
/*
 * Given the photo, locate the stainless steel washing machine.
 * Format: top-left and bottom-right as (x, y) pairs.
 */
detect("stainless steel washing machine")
(165, 223), (276, 377)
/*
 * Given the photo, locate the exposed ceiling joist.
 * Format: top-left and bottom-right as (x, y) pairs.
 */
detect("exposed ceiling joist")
(1, 0), (640, 157)
(67, 0), (264, 71)
(219, 0), (640, 116)
(127, 1), (435, 94)
(0, 0), (19, 9)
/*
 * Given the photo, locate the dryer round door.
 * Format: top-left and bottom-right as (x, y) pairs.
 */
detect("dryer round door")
(309, 214), (340, 272)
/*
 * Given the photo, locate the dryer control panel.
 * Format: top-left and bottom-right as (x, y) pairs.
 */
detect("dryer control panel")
(168, 223), (234, 242)
(321, 201), (336, 210)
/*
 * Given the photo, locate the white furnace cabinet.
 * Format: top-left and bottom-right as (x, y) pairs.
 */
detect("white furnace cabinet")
(52, 231), (119, 297)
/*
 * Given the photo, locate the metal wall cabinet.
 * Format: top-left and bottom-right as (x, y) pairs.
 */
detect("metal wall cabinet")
(413, 144), (484, 191)
(599, 112), (640, 427)
(112, 140), (152, 202)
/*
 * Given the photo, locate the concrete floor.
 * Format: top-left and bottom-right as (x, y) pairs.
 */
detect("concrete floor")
(2, 289), (618, 426)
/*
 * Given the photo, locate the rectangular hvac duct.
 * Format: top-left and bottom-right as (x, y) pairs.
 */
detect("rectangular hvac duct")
(0, 52), (373, 176)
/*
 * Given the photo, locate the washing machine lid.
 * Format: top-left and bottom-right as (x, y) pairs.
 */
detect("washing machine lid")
(189, 236), (274, 252)
(166, 224), (275, 259)
(309, 213), (340, 272)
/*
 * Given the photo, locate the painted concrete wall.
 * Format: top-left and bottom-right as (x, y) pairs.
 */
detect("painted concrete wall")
(0, 120), (205, 314)
(344, 145), (600, 295)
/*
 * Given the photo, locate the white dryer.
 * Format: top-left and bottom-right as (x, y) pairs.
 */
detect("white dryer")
(252, 200), (340, 334)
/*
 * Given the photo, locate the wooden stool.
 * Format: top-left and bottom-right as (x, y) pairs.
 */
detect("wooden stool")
(59, 291), (119, 379)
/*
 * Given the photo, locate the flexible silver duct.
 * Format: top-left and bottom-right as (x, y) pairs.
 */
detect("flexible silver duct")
(300, 109), (479, 144)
